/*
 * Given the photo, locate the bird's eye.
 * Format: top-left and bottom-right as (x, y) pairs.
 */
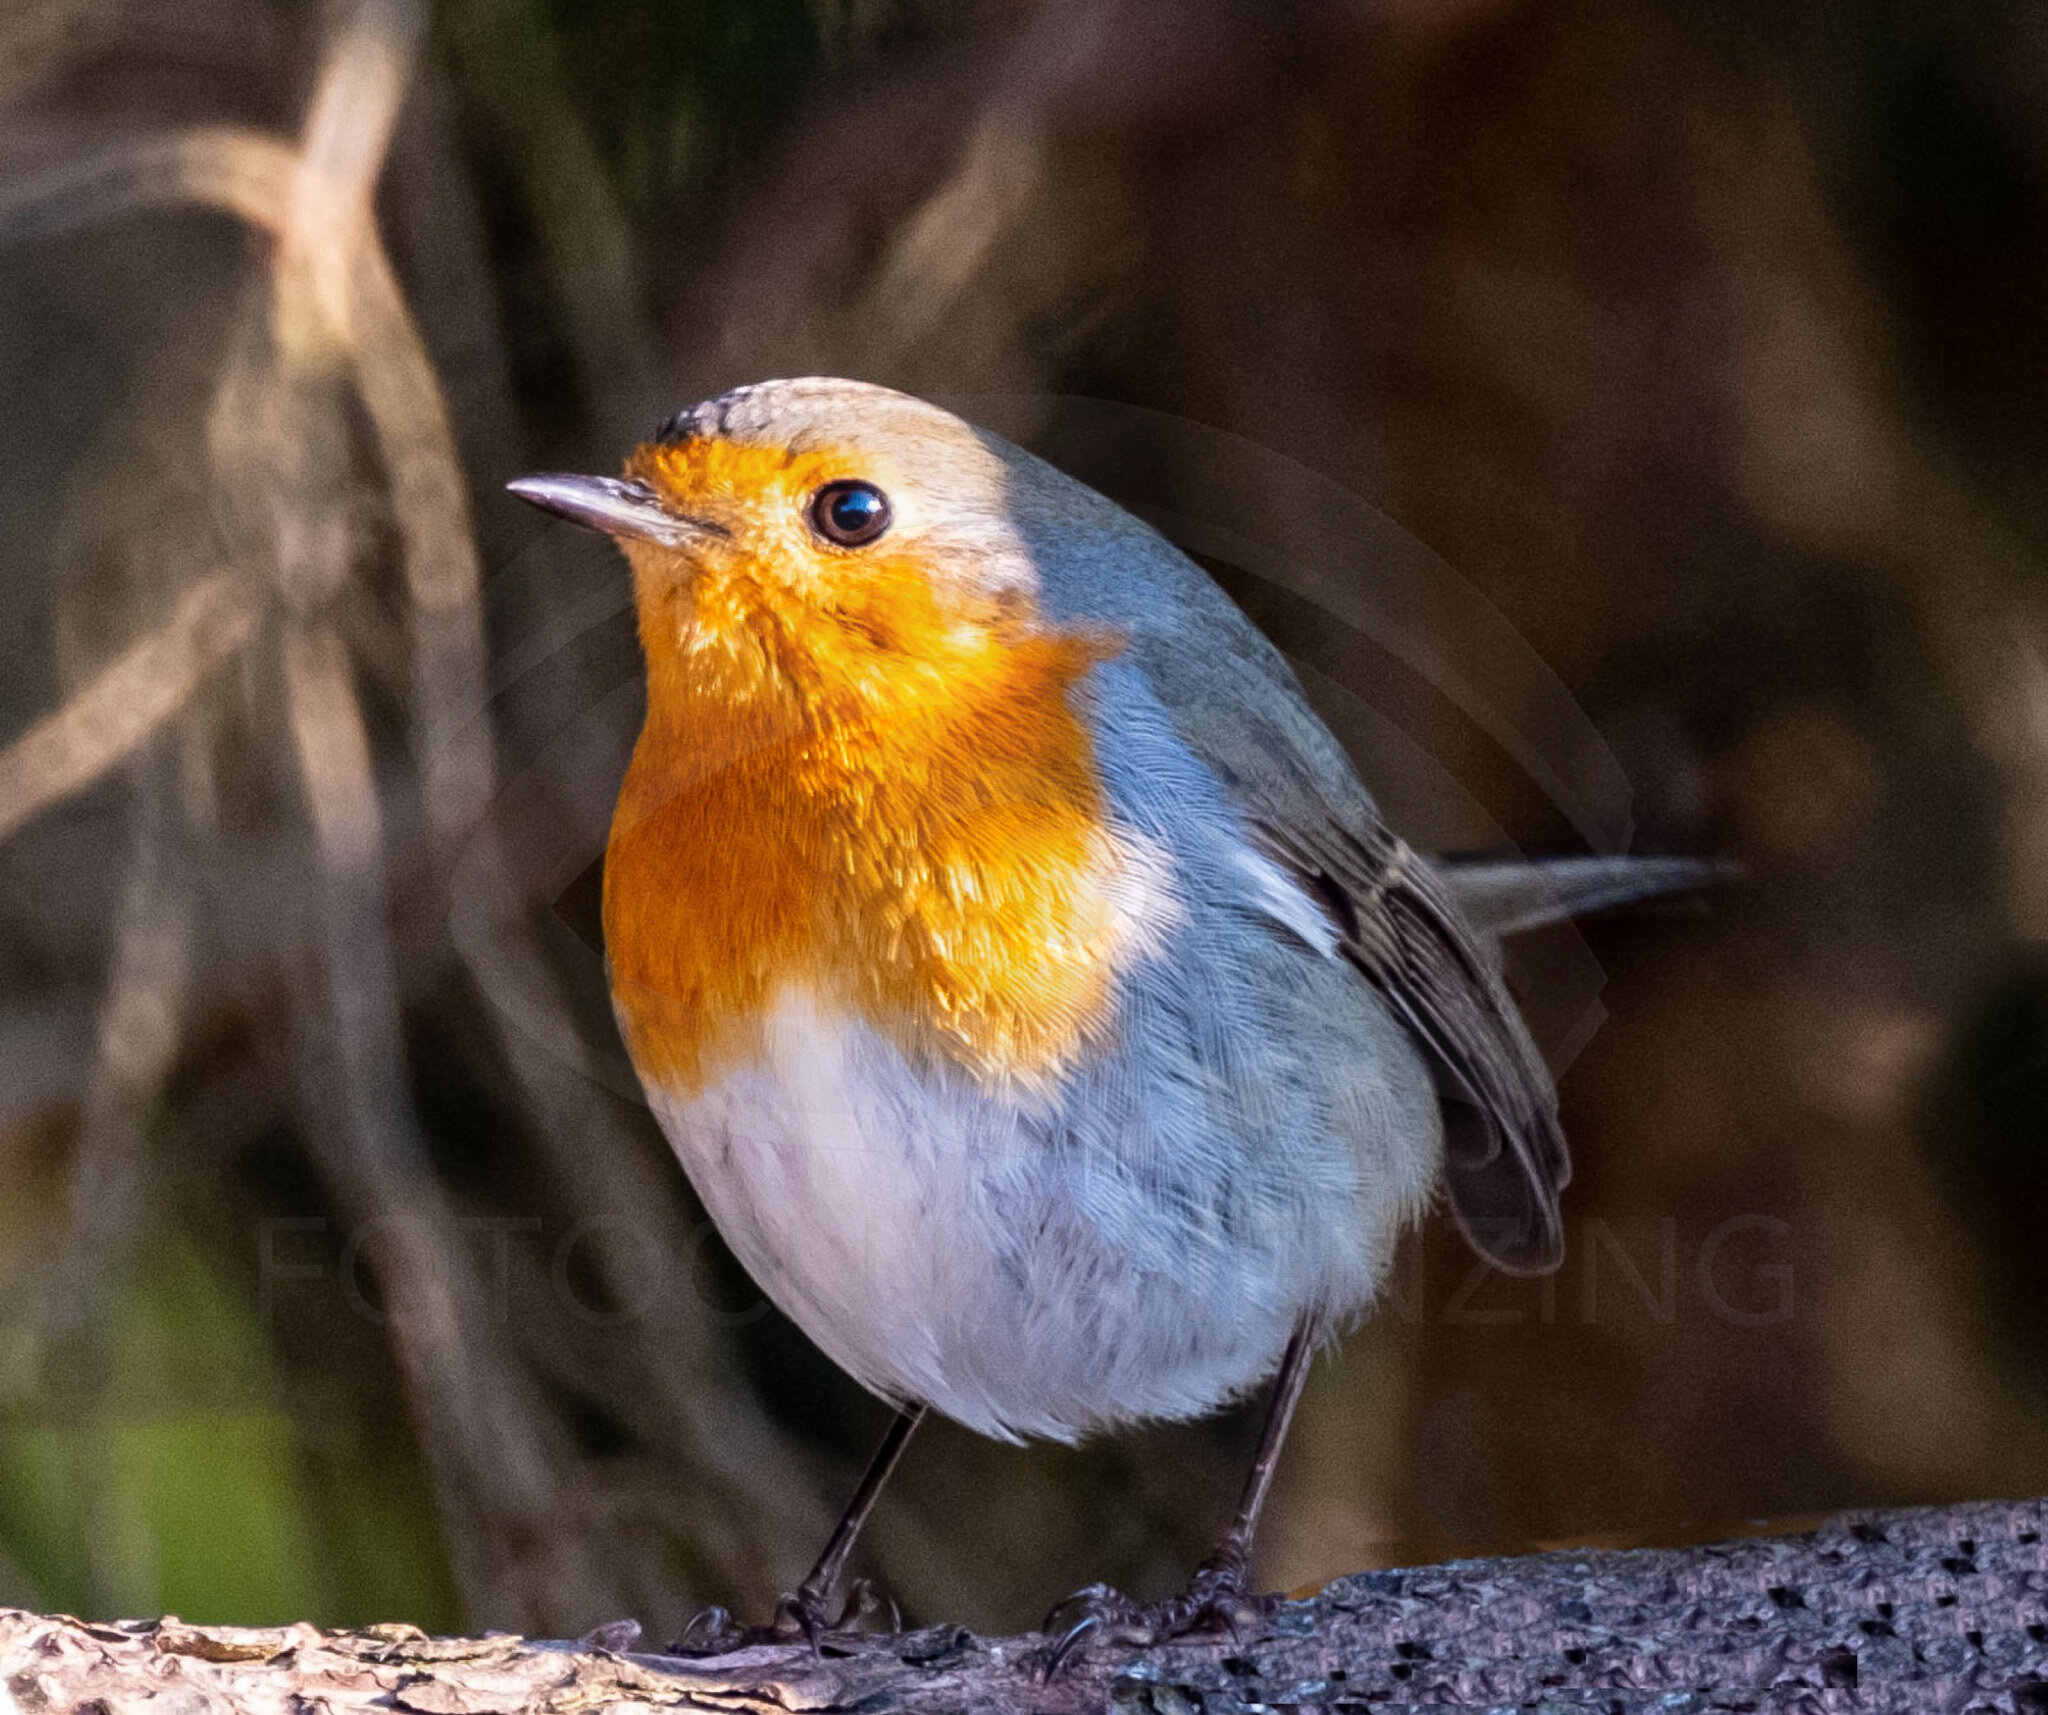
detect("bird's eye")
(808, 480), (893, 547)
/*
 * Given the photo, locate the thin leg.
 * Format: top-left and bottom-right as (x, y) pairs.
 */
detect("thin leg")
(1043, 1321), (1318, 1672)
(1204, 1321), (1315, 1579)
(792, 1401), (927, 1620)
(672, 1401), (925, 1654)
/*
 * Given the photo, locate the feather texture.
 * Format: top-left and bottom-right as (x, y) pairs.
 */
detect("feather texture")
(1443, 853), (1734, 939)
(577, 377), (1706, 1438)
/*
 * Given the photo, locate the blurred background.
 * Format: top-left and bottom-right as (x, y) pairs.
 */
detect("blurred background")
(3, 0), (2048, 1643)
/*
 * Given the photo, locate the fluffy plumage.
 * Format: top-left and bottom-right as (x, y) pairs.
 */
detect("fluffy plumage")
(563, 378), (1689, 1443)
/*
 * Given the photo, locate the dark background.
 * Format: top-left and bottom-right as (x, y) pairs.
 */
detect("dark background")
(2, 0), (2047, 1640)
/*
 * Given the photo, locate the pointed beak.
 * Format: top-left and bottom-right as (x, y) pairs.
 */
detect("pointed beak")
(506, 473), (722, 548)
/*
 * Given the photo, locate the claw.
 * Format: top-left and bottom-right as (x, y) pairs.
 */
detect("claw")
(671, 1578), (904, 1658)
(766, 1591), (823, 1652)
(577, 1618), (642, 1654)
(668, 1605), (742, 1656)
(1039, 1565), (1274, 1673)
(1186, 1560), (1267, 1643)
(1040, 1612), (1103, 1681)
(1042, 1582), (1133, 1635)
(839, 1576), (902, 1634)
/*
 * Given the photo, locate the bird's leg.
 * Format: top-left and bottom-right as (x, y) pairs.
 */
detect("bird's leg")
(776, 1401), (927, 1640)
(1045, 1324), (1315, 1670)
(673, 1402), (926, 1654)
(1190, 1319), (1316, 1610)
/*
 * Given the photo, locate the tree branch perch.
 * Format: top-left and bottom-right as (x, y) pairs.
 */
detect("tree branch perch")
(4, 1497), (2045, 1711)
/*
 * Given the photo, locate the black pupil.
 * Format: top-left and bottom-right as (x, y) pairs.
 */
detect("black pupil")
(816, 482), (888, 543)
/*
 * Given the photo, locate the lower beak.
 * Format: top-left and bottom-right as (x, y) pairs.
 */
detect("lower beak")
(506, 473), (721, 548)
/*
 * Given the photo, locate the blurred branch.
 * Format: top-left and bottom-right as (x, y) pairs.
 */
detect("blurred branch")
(0, 126), (300, 240)
(0, 572), (254, 847)
(277, 5), (496, 840)
(0, 1), (643, 1624)
(858, 0), (1110, 350)
(0, 108), (494, 841)
(51, 752), (197, 1329)
(248, 11), (657, 1625)
(867, 109), (1043, 345)
(281, 623), (606, 1619)
(3, 1497), (2046, 1709)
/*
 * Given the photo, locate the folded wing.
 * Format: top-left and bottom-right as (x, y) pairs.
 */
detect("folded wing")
(1250, 816), (1570, 1275)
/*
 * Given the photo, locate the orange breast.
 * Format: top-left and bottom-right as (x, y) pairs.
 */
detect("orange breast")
(602, 546), (1127, 1098)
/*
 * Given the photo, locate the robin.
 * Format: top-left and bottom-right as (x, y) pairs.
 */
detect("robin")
(508, 378), (1709, 1655)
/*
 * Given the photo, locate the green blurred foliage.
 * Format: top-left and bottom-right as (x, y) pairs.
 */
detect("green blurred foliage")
(0, 1235), (456, 1626)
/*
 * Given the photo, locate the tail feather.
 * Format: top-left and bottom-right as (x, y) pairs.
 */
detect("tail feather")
(1442, 854), (1736, 938)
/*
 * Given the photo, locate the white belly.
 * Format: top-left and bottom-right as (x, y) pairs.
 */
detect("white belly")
(641, 987), (1320, 1444)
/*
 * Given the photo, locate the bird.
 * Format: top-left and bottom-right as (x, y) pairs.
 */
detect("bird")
(507, 378), (1714, 1657)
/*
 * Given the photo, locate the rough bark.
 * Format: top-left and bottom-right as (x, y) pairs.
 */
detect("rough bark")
(4, 1497), (2046, 1713)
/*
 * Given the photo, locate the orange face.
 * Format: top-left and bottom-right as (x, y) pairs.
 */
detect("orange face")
(602, 434), (1129, 1097)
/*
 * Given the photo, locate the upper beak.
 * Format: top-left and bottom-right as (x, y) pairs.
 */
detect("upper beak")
(506, 473), (722, 548)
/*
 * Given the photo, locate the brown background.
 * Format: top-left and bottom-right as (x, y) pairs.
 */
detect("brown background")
(2, 0), (2046, 1641)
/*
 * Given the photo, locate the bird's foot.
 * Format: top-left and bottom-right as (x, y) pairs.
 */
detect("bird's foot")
(1041, 1554), (1271, 1676)
(669, 1577), (900, 1656)
(576, 1618), (643, 1653)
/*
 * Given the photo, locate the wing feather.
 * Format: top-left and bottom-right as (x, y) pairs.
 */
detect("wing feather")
(1249, 816), (1569, 1275)
(1022, 503), (1573, 1274)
